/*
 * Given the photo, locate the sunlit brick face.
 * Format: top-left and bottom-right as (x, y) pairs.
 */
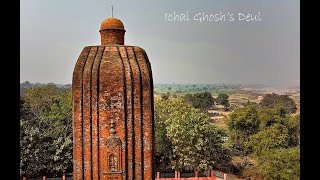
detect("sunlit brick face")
(99, 17), (126, 45)
(100, 29), (125, 45)
(72, 17), (155, 180)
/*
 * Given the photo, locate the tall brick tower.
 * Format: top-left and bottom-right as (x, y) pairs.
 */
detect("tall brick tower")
(72, 17), (154, 180)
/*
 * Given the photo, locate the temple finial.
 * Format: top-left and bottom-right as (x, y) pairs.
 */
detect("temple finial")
(111, 5), (113, 17)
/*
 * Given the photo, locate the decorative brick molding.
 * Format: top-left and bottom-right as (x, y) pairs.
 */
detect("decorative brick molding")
(72, 17), (154, 180)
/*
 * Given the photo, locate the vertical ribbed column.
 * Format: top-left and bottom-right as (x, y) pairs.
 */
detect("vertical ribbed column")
(134, 47), (153, 180)
(119, 46), (133, 180)
(143, 49), (155, 180)
(127, 46), (143, 180)
(72, 46), (91, 180)
(73, 45), (154, 180)
(97, 47), (109, 179)
(98, 46), (127, 180)
(132, 47), (145, 180)
(109, 46), (126, 179)
(83, 47), (98, 180)
(91, 46), (105, 180)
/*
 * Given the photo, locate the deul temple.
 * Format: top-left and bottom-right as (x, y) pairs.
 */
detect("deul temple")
(72, 17), (154, 180)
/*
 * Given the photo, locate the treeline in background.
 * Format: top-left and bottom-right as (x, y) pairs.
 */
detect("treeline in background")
(20, 82), (299, 180)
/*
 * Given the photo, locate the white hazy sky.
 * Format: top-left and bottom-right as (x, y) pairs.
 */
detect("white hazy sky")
(21, 0), (299, 87)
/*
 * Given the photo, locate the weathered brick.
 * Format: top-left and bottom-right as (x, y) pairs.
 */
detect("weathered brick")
(72, 17), (154, 180)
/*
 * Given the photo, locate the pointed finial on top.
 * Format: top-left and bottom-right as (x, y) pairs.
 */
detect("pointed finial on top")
(111, 5), (113, 17)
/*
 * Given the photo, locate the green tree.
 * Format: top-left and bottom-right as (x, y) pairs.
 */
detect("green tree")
(22, 85), (60, 121)
(216, 93), (230, 108)
(161, 92), (170, 100)
(20, 96), (46, 177)
(20, 85), (60, 177)
(255, 147), (300, 180)
(20, 86), (72, 177)
(246, 123), (289, 155)
(183, 93), (193, 103)
(258, 107), (300, 147)
(226, 103), (300, 179)
(189, 91), (215, 111)
(154, 98), (229, 171)
(284, 114), (300, 147)
(226, 104), (260, 155)
(154, 97), (174, 171)
(259, 93), (297, 114)
(47, 89), (73, 174)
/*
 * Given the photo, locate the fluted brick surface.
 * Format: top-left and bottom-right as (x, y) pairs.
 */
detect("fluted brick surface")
(72, 45), (154, 180)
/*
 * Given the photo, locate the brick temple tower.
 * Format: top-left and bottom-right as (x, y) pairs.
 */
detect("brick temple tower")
(72, 17), (154, 180)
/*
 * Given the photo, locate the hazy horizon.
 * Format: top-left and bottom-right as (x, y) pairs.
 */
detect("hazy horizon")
(20, 80), (300, 89)
(21, 0), (299, 87)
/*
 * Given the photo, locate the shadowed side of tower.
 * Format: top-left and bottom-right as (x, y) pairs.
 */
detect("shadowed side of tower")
(72, 17), (154, 180)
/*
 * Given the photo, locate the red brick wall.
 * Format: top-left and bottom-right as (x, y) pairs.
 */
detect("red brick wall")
(72, 45), (154, 180)
(100, 29), (125, 45)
